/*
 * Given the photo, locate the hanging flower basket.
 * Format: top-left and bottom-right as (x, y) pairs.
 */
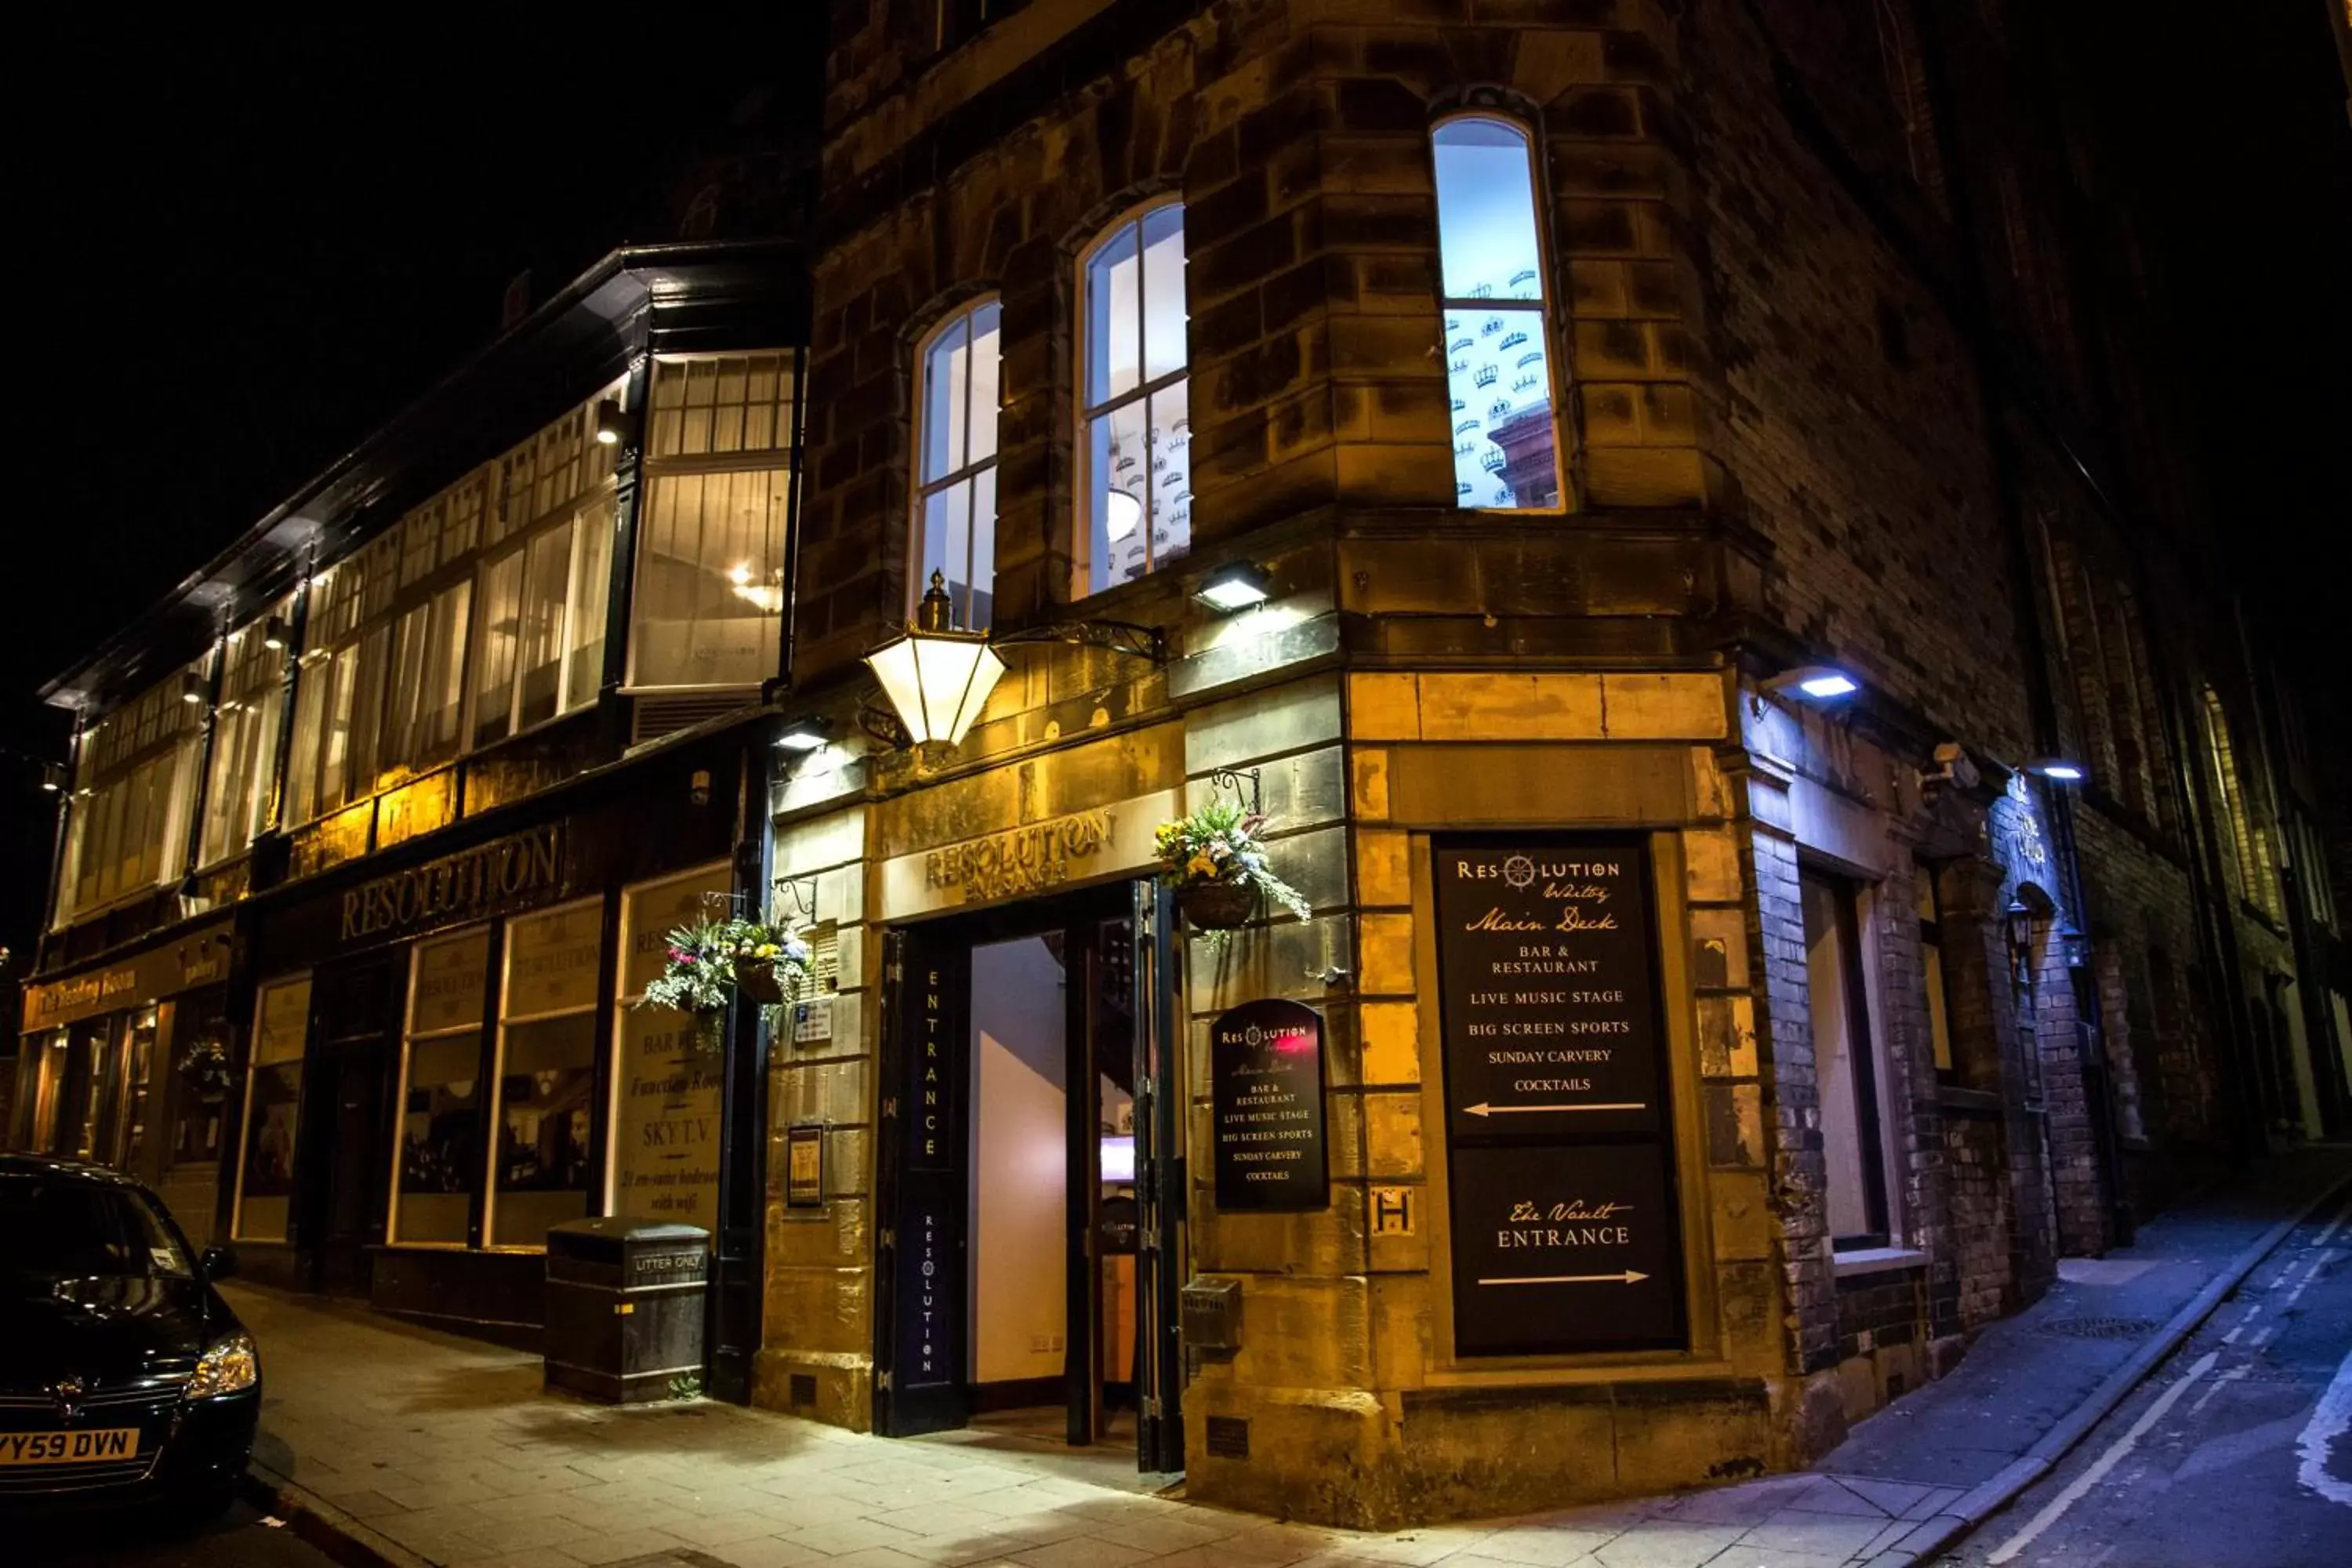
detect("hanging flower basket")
(1152, 800), (1312, 934)
(1178, 878), (1261, 931)
(177, 1035), (236, 1102)
(637, 916), (813, 1040)
(733, 955), (787, 1005)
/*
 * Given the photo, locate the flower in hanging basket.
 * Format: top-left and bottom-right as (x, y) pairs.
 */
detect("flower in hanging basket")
(1152, 800), (1312, 930)
(177, 1036), (236, 1100)
(637, 915), (814, 1040)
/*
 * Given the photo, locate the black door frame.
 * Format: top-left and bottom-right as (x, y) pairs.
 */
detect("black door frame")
(873, 879), (1183, 1471)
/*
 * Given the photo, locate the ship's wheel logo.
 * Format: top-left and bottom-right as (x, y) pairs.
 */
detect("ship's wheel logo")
(1502, 855), (1537, 890)
(1243, 1025), (1263, 1048)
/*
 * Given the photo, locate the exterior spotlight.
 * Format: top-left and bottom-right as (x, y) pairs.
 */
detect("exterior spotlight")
(262, 615), (291, 652)
(864, 572), (1007, 753)
(1105, 488), (1143, 543)
(1194, 561), (1272, 613)
(2026, 757), (2087, 784)
(41, 763), (65, 793)
(594, 397), (628, 445)
(775, 719), (830, 753)
(180, 672), (206, 706)
(1762, 665), (1860, 702)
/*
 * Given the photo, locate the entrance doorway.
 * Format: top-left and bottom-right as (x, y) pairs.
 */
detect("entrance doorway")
(876, 880), (1185, 1476)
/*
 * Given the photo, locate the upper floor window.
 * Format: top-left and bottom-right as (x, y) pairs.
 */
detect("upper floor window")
(2202, 688), (2281, 923)
(1432, 116), (1562, 510)
(630, 353), (797, 690)
(1080, 203), (1190, 595)
(913, 299), (1002, 629)
(198, 599), (292, 866)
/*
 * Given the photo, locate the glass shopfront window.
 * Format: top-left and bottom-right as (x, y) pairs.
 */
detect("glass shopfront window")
(485, 898), (603, 1249)
(233, 975), (313, 1243)
(390, 927), (492, 1246)
(608, 864), (731, 1229)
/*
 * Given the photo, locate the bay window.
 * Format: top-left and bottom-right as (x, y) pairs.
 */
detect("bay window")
(631, 353), (796, 690)
(1080, 204), (1190, 593)
(913, 299), (1002, 629)
(1432, 115), (1563, 510)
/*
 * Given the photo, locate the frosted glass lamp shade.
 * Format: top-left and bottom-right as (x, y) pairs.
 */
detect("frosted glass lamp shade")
(865, 627), (1007, 750)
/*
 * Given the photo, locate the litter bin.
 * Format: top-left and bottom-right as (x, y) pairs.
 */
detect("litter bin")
(543, 1218), (709, 1403)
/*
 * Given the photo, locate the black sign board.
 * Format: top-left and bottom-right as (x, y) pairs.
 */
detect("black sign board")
(1433, 833), (1686, 1358)
(1447, 1142), (1683, 1355)
(785, 1123), (826, 1208)
(1432, 837), (1666, 1139)
(1210, 998), (1330, 1211)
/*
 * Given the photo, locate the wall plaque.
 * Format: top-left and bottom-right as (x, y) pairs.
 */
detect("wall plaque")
(785, 1123), (826, 1208)
(1433, 833), (1686, 1358)
(1432, 837), (1666, 1138)
(1210, 998), (1329, 1212)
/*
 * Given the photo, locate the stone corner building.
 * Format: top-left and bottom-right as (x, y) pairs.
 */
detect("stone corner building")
(14, 0), (2349, 1534)
(759, 0), (2348, 1526)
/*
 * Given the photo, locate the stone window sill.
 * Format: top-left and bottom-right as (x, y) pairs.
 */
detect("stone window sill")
(1833, 1246), (1928, 1279)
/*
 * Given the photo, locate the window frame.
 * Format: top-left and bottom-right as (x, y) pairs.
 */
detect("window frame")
(481, 894), (605, 1253)
(1916, 862), (1959, 1082)
(1073, 198), (1192, 598)
(1429, 109), (1570, 516)
(911, 296), (1004, 630)
(387, 924), (494, 1250)
(1801, 866), (1894, 1251)
(230, 971), (314, 1244)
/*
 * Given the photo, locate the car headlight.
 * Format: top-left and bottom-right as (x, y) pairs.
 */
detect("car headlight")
(185, 1332), (259, 1399)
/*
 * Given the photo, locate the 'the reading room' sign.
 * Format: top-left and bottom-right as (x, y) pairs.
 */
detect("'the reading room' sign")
(1433, 834), (1686, 1356)
(1210, 998), (1330, 1211)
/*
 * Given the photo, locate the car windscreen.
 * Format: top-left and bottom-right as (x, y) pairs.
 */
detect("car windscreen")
(0, 1172), (193, 1282)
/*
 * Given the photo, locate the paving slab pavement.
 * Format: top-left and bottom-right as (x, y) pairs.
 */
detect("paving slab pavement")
(225, 1146), (2351, 1568)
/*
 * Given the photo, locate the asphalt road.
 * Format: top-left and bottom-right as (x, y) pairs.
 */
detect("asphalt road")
(1949, 1189), (2352, 1567)
(13, 1496), (339, 1566)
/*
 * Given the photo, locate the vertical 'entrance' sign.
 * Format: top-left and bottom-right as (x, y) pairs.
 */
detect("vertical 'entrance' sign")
(1209, 998), (1329, 1211)
(1432, 834), (1686, 1356)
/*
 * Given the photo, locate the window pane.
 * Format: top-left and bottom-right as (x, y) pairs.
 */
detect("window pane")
(489, 1012), (595, 1247)
(346, 626), (390, 799)
(968, 300), (1003, 462)
(565, 501), (613, 712)
(1924, 943), (1955, 1075)
(407, 583), (470, 767)
(1446, 304), (1556, 509)
(319, 648), (359, 811)
(395, 1032), (481, 1244)
(967, 464), (997, 631)
(1087, 220), (1143, 406)
(924, 479), (972, 625)
(383, 604), (430, 772)
(1088, 400), (1151, 593)
(1802, 875), (1882, 1242)
(1141, 205), (1188, 385)
(1148, 377), (1192, 567)
(632, 467), (786, 688)
(1434, 118), (1544, 302)
(517, 526), (572, 730)
(473, 550), (523, 750)
(235, 976), (310, 1243)
(923, 314), (970, 480)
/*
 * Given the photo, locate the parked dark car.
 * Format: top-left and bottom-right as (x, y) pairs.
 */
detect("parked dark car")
(0, 1153), (258, 1516)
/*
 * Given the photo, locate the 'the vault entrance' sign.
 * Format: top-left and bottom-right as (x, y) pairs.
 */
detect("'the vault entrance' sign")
(1210, 999), (1329, 1211)
(1433, 834), (1686, 1357)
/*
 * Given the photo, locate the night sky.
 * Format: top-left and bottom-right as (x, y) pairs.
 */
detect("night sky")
(4, 9), (2348, 970)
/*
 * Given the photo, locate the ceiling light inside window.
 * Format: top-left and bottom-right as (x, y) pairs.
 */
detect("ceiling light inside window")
(1106, 489), (1142, 543)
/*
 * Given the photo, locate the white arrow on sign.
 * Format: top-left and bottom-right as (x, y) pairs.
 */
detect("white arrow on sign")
(1479, 1270), (1649, 1287)
(1464, 1102), (1646, 1116)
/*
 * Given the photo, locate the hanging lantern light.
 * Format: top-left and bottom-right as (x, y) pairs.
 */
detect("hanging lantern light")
(864, 572), (1007, 754)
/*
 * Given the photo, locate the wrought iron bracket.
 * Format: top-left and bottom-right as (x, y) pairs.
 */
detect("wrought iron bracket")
(857, 702), (913, 750)
(774, 875), (820, 927)
(1208, 766), (1262, 815)
(993, 619), (1166, 664)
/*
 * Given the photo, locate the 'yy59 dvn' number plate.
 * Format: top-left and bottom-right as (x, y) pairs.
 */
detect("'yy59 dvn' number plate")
(0, 1428), (142, 1465)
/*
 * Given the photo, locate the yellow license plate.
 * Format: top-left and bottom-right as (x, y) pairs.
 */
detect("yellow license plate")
(0, 1428), (142, 1466)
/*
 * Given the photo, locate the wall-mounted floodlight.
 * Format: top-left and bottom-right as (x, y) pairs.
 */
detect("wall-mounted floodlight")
(594, 397), (629, 446)
(1764, 665), (1860, 702)
(775, 719), (831, 753)
(1195, 561), (1272, 613)
(261, 615), (292, 652)
(2025, 757), (2088, 784)
(180, 672), (207, 706)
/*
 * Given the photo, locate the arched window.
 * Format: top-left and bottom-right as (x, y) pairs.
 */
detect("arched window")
(1432, 116), (1562, 510)
(1079, 202), (1189, 594)
(913, 299), (1003, 629)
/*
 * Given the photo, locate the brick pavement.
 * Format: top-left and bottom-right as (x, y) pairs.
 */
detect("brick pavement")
(222, 1150), (2348, 1568)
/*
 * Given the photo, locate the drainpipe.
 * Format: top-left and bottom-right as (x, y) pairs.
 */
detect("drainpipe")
(594, 351), (652, 760)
